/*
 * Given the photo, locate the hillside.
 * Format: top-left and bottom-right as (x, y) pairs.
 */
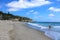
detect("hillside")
(0, 11), (32, 22)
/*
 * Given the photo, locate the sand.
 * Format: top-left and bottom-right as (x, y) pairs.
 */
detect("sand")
(0, 20), (52, 40)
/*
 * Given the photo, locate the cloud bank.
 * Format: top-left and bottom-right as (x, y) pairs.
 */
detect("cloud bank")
(49, 7), (60, 12)
(6, 0), (51, 11)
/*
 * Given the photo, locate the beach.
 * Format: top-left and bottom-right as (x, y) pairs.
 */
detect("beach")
(0, 20), (51, 40)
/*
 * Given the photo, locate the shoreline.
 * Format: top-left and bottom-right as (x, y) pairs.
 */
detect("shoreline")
(0, 20), (52, 40)
(13, 22), (52, 40)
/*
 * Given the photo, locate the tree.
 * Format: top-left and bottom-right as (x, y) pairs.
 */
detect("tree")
(0, 11), (32, 21)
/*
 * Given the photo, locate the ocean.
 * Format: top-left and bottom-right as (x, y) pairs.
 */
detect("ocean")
(31, 22), (60, 32)
(32, 22), (60, 27)
(27, 22), (60, 40)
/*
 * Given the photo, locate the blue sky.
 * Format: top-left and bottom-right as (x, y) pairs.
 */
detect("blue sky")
(0, 0), (60, 22)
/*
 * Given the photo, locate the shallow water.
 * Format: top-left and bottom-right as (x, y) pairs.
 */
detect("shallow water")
(27, 22), (60, 40)
(31, 22), (60, 32)
(32, 22), (60, 27)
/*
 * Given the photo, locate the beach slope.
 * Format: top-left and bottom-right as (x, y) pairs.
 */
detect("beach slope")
(13, 22), (51, 40)
(0, 21), (51, 40)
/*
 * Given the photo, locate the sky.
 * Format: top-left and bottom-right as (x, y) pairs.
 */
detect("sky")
(0, 0), (60, 22)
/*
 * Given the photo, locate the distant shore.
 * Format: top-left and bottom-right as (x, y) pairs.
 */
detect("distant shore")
(0, 20), (51, 40)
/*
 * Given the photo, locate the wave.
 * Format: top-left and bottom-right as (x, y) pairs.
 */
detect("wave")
(53, 26), (60, 28)
(27, 23), (48, 29)
(28, 23), (60, 40)
(27, 23), (60, 40)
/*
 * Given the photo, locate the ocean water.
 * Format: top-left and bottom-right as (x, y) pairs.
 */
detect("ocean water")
(27, 22), (60, 40)
(31, 22), (60, 32)
(32, 22), (60, 27)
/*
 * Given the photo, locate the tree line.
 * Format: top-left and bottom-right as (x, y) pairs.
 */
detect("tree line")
(0, 11), (32, 22)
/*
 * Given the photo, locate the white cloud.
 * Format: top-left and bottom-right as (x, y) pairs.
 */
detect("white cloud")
(26, 10), (39, 15)
(26, 10), (42, 19)
(26, 10), (34, 15)
(29, 10), (34, 12)
(49, 13), (55, 17)
(6, 0), (51, 11)
(8, 8), (20, 11)
(33, 11), (39, 15)
(49, 7), (60, 12)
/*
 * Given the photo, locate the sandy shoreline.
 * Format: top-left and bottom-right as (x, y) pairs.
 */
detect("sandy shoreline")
(0, 20), (52, 40)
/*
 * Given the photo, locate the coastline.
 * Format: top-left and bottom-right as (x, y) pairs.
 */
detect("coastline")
(13, 22), (52, 40)
(0, 20), (52, 40)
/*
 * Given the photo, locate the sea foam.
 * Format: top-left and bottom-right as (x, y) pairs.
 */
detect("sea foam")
(28, 23), (48, 29)
(27, 23), (60, 40)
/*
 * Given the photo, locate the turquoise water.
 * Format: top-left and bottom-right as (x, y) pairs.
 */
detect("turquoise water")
(31, 22), (60, 32)
(32, 22), (60, 27)
(27, 22), (60, 40)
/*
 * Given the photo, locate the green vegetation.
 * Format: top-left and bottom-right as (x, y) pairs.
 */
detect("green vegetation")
(0, 11), (32, 22)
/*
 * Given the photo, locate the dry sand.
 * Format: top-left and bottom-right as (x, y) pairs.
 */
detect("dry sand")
(0, 20), (52, 40)
(0, 20), (13, 40)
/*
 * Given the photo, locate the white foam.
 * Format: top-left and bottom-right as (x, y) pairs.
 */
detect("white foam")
(28, 23), (60, 40)
(53, 26), (60, 28)
(45, 31), (60, 40)
(27, 23), (60, 40)
(27, 23), (48, 29)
